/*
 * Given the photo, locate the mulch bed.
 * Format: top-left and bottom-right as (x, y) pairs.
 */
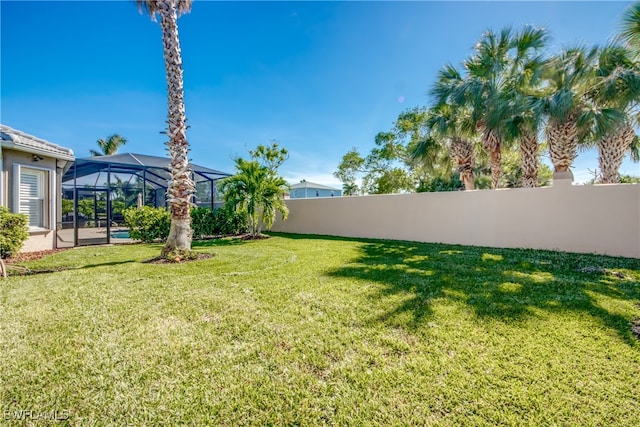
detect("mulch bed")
(4, 248), (70, 264)
(240, 234), (270, 241)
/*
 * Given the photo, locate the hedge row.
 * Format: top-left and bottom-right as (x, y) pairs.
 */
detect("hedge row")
(123, 206), (249, 243)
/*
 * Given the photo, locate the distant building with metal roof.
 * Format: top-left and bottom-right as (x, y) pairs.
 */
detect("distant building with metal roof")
(289, 180), (342, 198)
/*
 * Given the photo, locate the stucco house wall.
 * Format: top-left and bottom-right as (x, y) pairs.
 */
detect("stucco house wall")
(0, 125), (74, 253)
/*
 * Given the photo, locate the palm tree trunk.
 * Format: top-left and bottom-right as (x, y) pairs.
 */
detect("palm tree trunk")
(598, 123), (635, 184)
(450, 138), (475, 190)
(157, 0), (194, 256)
(482, 127), (502, 189)
(546, 115), (578, 173)
(255, 206), (264, 237)
(520, 130), (539, 188)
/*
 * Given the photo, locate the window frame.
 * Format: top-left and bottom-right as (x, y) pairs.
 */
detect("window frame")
(13, 163), (55, 232)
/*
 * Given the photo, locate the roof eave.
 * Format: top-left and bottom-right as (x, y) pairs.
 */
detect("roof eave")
(0, 140), (75, 162)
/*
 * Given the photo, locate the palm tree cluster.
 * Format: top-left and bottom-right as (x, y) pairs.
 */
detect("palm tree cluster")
(221, 142), (290, 238)
(430, 3), (639, 188)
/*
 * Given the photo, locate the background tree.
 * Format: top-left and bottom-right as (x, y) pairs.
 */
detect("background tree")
(432, 27), (547, 189)
(333, 143), (414, 195)
(393, 107), (455, 191)
(363, 131), (415, 194)
(342, 182), (359, 196)
(542, 46), (599, 175)
(588, 43), (640, 183)
(500, 149), (553, 188)
(336, 20), (640, 192)
(221, 142), (289, 238)
(504, 27), (549, 187)
(89, 134), (127, 156)
(249, 141), (289, 173)
(424, 102), (477, 190)
(333, 148), (365, 195)
(137, 0), (195, 257)
(334, 108), (452, 194)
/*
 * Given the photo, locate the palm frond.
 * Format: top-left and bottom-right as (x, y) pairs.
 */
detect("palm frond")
(430, 64), (463, 105)
(136, 0), (192, 19)
(411, 136), (441, 163)
(512, 26), (549, 67)
(91, 134), (127, 156)
(620, 2), (640, 56)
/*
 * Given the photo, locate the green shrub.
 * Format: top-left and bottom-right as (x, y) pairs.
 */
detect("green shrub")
(111, 200), (126, 216)
(123, 206), (170, 243)
(190, 206), (249, 239)
(216, 204), (249, 236)
(0, 207), (29, 258)
(123, 206), (249, 243)
(61, 199), (74, 216)
(191, 207), (217, 240)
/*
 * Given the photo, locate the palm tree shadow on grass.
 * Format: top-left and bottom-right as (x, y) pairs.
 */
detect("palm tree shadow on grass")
(325, 240), (640, 346)
(8, 259), (137, 276)
(80, 260), (136, 269)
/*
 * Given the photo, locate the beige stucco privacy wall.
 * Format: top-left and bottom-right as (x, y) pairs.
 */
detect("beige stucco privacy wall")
(271, 184), (640, 259)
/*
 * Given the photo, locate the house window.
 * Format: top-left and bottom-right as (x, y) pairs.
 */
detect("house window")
(18, 167), (47, 229)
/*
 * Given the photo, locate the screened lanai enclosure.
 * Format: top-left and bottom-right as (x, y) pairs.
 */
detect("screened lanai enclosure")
(59, 153), (231, 247)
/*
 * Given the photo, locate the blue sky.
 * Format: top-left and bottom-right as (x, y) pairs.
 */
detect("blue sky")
(2, 0), (638, 186)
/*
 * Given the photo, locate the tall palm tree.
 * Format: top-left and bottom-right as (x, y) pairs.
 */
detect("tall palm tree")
(543, 46), (599, 175)
(589, 43), (640, 183)
(469, 29), (507, 189)
(502, 28), (549, 188)
(425, 102), (477, 190)
(89, 134), (127, 156)
(462, 28), (512, 189)
(505, 76), (547, 187)
(507, 115), (542, 188)
(433, 27), (547, 189)
(137, 0), (195, 256)
(598, 124), (638, 182)
(447, 137), (476, 190)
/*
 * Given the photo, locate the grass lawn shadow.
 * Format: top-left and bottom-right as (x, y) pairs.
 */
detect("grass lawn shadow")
(192, 237), (249, 247)
(80, 260), (137, 269)
(326, 240), (640, 345)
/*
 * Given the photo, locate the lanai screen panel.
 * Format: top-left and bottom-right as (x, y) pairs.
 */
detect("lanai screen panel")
(60, 153), (231, 246)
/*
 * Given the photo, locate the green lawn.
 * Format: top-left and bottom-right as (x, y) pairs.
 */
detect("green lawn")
(2, 234), (639, 426)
